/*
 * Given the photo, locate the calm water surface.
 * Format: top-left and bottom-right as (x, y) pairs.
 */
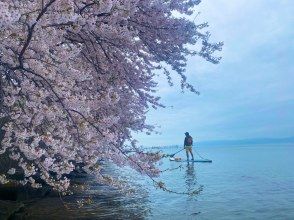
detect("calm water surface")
(24, 144), (294, 219)
(147, 144), (294, 220)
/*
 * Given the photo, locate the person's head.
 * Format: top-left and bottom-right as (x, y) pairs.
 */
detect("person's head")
(185, 132), (189, 137)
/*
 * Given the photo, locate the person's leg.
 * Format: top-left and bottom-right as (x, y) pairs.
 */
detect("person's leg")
(185, 147), (189, 160)
(189, 147), (194, 160)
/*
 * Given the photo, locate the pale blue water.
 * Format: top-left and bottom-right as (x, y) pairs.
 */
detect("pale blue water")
(146, 144), (294, 220)
(23, 144), (294, 219)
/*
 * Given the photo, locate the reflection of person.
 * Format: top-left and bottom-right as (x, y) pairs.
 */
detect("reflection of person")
(184, 132), (194, 161)
(185, 163), (196, 192)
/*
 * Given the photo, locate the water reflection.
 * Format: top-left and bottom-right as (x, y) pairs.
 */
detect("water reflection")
(22, 186), (149, 219)
(184, 162), (203, 217)
(185, 162), (197, 193)
(19, 165), (151, 219)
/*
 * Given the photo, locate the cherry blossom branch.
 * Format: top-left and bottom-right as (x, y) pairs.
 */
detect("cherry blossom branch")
(18, 0), (57, 68)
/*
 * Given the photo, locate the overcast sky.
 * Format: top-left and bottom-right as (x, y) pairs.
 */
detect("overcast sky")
(134, 0), (294, 146)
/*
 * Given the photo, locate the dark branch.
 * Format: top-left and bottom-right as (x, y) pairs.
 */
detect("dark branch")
(18, 0), (57, 68)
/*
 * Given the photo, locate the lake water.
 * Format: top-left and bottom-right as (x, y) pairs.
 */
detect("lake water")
(147, 144), (294, 220)
(21, 144), (294, 219)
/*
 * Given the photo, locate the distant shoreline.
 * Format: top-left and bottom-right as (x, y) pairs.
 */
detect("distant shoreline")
(146, 137), (294, 149)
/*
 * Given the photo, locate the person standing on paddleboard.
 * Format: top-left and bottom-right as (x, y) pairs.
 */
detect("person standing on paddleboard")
(184, 132), (194, 161)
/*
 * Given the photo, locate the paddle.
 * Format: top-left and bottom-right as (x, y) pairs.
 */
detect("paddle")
(168, 148), (184, 157)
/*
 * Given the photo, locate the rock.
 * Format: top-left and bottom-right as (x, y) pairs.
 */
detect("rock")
(0, 183), (19, 201)
(0, 183), (52, 201)
(0, 200), (24, 219)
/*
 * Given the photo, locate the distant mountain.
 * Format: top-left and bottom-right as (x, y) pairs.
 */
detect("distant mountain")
(198, 137), (294, 146)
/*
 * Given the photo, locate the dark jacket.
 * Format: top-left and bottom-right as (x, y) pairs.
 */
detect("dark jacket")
(184, 135), (193, 146)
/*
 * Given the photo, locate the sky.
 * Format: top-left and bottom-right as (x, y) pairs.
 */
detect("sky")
(134, 0), (294, 146)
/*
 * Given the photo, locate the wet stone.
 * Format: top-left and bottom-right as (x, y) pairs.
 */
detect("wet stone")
(0, 200), (24, 219)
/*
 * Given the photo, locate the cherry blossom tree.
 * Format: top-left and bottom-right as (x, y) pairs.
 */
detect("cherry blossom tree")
(0, 0), (222, 192)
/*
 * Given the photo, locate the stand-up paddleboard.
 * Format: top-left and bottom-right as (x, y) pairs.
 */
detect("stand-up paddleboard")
(169, 157), (212, 163)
